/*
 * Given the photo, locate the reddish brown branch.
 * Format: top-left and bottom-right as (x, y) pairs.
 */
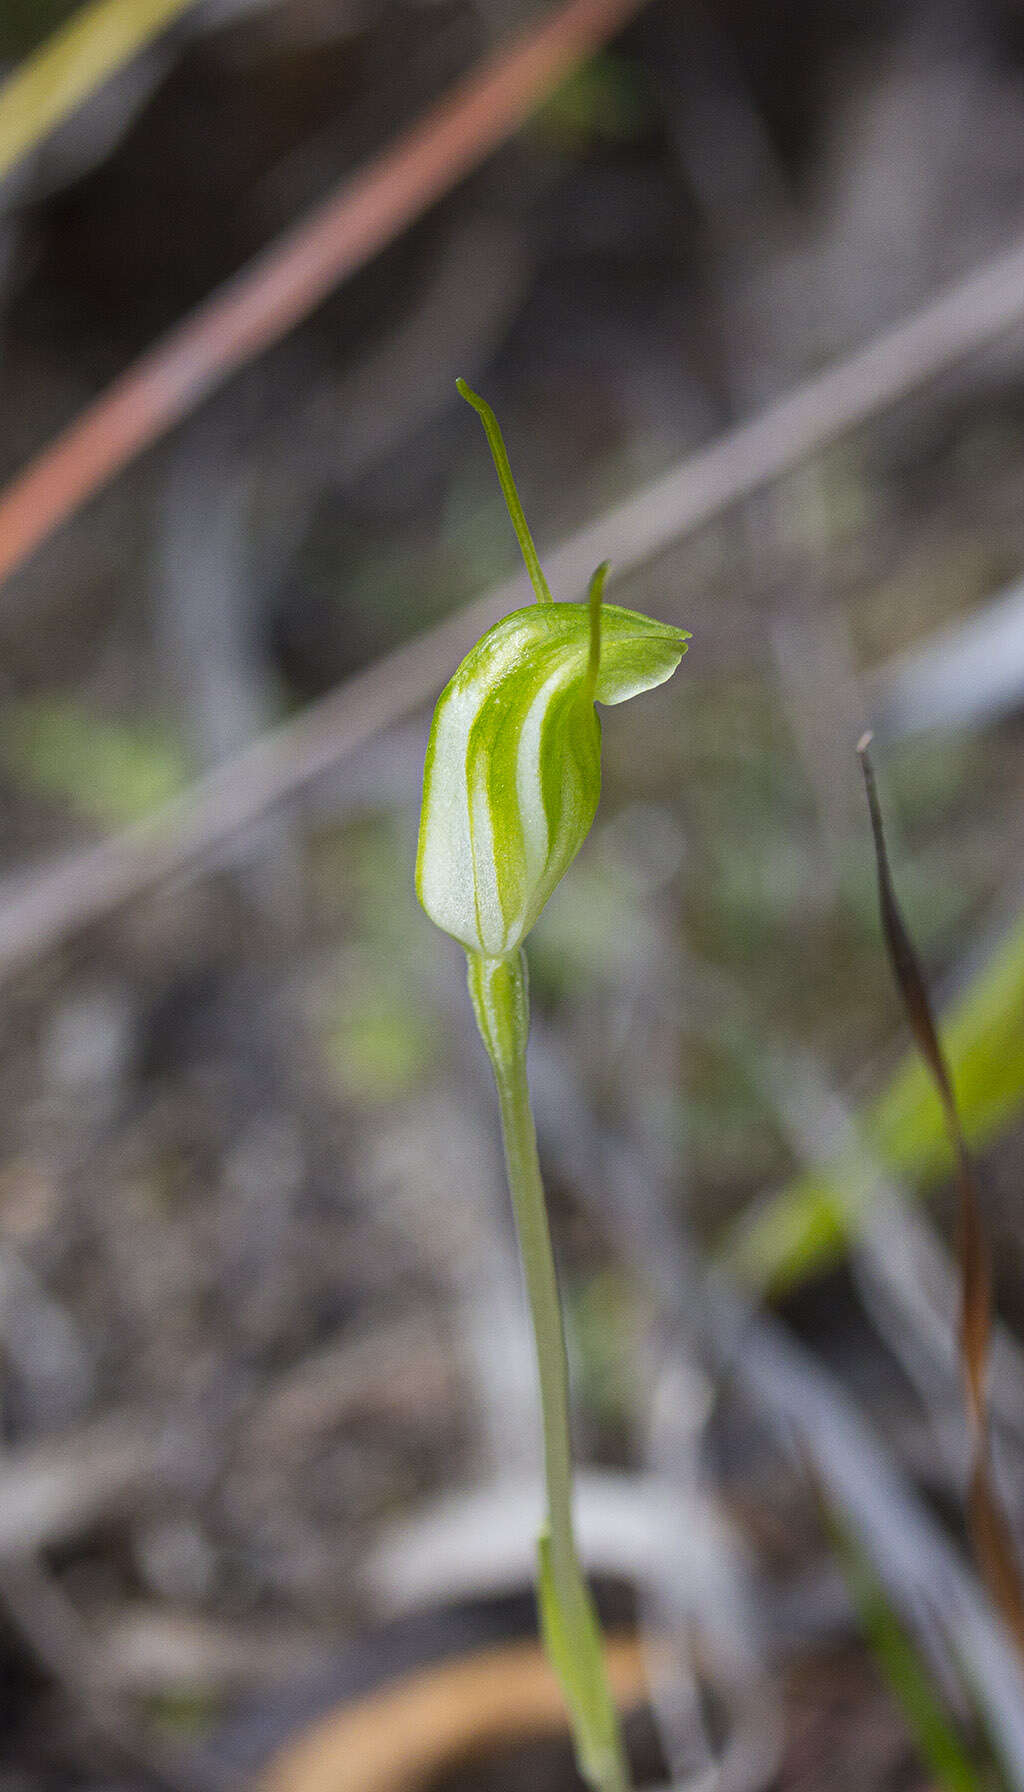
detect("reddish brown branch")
(0, 0), (646, 594)
(858, 734), (1024, 1660)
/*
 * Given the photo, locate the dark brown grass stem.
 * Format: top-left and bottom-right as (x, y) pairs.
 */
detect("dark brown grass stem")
(857, 731), (1024, 1660)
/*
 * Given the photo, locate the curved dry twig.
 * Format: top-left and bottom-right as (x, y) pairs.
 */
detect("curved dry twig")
(859, 735), (1024, 1663)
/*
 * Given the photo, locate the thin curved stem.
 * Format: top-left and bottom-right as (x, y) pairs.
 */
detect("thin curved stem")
(467, 950), (631, 1792)
(457, 380), (554, 605)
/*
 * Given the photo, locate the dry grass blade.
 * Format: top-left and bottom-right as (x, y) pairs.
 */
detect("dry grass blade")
(4, 240), (1024, 990)
(857, 732), (1024, 1660)
(969, 1452), (1024, 1636)
(857, 736), (990, 1414)
(0, 0), (647, 598)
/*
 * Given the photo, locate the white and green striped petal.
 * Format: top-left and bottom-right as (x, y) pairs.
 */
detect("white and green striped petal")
(417, 382), (689, 960)
(416, 600), (688, 958)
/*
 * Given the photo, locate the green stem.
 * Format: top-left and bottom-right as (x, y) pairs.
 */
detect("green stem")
(467, 949), (632, 1792)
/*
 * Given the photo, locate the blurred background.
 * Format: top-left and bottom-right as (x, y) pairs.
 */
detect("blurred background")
(4, 1), (1024, 1787)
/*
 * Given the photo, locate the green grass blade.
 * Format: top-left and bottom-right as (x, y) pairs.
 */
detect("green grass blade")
(723, 908), (1024, 1292)
(536, 1531), (627, 1792)
(0, 0), (200, 186)
(829, 1515), (988, 1792)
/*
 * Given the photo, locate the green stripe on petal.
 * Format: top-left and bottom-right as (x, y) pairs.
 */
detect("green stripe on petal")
(417, 601), (688, 959)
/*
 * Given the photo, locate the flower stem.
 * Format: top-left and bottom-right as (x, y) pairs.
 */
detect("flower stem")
(467, 950), (632, 1792)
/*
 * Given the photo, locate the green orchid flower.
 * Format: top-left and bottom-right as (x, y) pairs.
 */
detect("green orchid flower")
(416, 382), (689, 961)
(415, 381), (689, 1792)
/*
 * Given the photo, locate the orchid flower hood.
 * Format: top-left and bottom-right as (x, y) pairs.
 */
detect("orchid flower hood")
(416, 599), (687, 958)
(416, 382), (689, 962)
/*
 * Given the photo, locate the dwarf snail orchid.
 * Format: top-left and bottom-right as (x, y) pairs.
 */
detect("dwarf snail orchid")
(416, 381), (689, 962)
(414, 381), (689, 1792)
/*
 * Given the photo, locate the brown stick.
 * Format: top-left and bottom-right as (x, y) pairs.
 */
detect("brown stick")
(857, 734), (1024, 1661)
(0, 0), (645, 596)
